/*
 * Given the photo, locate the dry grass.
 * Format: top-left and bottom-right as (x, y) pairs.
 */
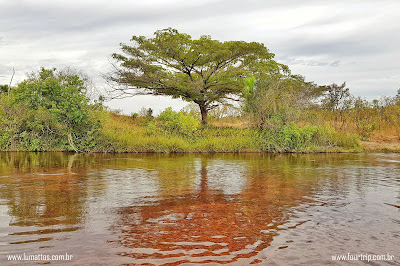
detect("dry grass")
(297, 106), (400, 152)
(205, 112), (400, 153)
(361, 130), (400, 152)
(209, 118), (249, 128)
(96, 112), (362, 153)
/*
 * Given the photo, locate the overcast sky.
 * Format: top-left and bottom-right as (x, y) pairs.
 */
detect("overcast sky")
(1, 0), (399, 114)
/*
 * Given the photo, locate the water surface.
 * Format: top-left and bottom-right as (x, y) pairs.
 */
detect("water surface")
(0, 153), (399, 265)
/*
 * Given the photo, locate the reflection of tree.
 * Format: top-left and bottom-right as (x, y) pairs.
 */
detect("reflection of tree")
(104, 154), (199, 197)
(0, 153), (90, 228)
(154, 155), (199, 197)
(198, 158), (208, 202)
(112, 156), (315, 264)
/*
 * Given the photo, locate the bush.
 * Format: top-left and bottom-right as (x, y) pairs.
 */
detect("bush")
(259, 123), (361, 152)
(0, 68), (104, 152)
(356, 120), (377, 140)
(10, 67), (99, 152)
(146, 122), (157, 136)
(157, 107), (199, 135)
(131, 112), (138, 120)
(276, 123), (317, 151)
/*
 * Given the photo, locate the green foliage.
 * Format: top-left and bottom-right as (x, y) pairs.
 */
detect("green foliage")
(98, 110), (360, 153)
(131, 112), (139, 120)
(279, 124), (318, 151)
(0, 95), (61, 151)
(242, 76), (255, 113)
(321, 82), (352, 111)
(244, 75), (324, 129)
(145, 122), (158, 136)
(356, 120), (377, 140)
(13, 68), (89, 124)
(110, 28), (287, 124)
(0, 85), (9, 94)
(258, 123), (360, 152)
(155, 107), (199, 135)
(0, 67), (102, 152)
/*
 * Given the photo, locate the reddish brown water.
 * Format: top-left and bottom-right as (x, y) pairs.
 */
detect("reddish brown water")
(0, 153), (399, 265)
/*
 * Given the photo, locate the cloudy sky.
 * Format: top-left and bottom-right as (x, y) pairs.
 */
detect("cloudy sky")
(1, 0), (399, 114)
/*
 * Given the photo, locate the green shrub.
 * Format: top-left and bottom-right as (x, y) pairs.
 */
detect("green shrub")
(146, 122), (157, 136)
(273, 123), (316, 151)
(131, 112), (138, 120)
(9, 68), (100, 152)
(157, 107), (199, 135)
(258, 123), (361, 152)
(356, 119), (377, 140)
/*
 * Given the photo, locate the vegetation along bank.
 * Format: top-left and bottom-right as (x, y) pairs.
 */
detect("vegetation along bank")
(1, 28), (399, 153)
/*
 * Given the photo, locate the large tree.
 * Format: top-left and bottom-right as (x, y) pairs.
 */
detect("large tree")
(109, 28), (286, 124)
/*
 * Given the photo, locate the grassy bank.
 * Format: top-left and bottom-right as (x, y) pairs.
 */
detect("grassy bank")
(93, 112), (362, 153)
(0, 101), (374, 153)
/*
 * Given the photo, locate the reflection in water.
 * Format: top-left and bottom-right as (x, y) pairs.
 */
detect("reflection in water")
(112, 157), (315, 264)
(0, 153), (88, 244)
(0, 153), (399, 265)
(0, 153), (104, 260)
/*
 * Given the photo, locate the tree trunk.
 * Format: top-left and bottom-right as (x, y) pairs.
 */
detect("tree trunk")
(67, 131), (79, 152)
(199, 104), (208, 125)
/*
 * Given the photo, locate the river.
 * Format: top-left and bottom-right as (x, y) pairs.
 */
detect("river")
(0, 152), (399, 265)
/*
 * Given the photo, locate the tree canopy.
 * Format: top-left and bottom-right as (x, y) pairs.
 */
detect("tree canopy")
(109, 28), (288, 124)
(243, 74), (325, 129)
(0, 85), (9, 95)
(321, 82), (351, 111)
(10, 68), (98, 151)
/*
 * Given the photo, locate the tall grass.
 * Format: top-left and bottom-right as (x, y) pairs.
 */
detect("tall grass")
(305, 101), (400, 141)
(97, 112), (361, 153)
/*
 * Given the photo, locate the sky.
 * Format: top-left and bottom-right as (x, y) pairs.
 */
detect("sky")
(1, 0), (399, 115)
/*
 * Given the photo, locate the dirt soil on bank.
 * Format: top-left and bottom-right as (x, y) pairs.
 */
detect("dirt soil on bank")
(362, 133), (400, 152)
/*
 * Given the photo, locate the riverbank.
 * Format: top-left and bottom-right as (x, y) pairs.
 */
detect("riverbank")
(93, 112), (362, 153)
(0, 112), (361, 153)
(361, 133), (400, 153)
(2, 109), (399, 153)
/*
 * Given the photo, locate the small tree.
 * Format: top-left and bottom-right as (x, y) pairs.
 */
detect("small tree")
(138, 107), (153, 118)
(321, 82), (351, 111)
(0, 85), (9, 94)
(108, 28), (286, 125)
(243, 74), (325, 129)
(395, 88), (400, 105)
